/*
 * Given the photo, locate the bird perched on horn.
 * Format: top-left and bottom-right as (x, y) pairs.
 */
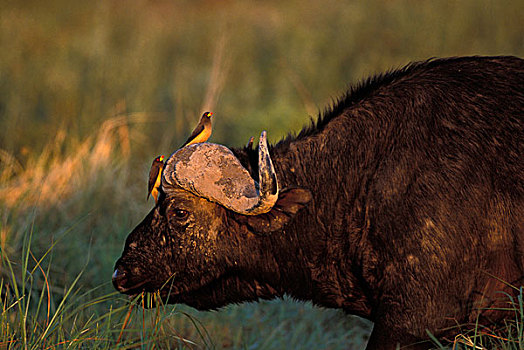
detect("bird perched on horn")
(181, 111), (213, 148)
(147, 155), (164, 203)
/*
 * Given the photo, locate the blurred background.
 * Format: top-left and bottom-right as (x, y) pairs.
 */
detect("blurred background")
(0, 0), (523, 348)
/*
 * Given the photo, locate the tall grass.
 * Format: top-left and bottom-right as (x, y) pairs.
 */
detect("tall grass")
(1, 0), (523, 348)
(0, 227), (208, 349)
(428, 287), (524, 349)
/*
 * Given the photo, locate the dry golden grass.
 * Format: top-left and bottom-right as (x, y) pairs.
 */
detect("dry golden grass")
(0, 112), (151, 211)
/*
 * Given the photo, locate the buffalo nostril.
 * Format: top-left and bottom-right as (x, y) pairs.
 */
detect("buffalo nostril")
(112, 268), (128, 291)
(112, 269), (122, 279)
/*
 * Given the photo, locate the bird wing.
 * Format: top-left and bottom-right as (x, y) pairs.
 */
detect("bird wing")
(182, 124), (205, 147)
(147, 164), (160, 199)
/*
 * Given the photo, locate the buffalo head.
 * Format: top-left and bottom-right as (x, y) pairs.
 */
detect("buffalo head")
(113, 132), (311, 309)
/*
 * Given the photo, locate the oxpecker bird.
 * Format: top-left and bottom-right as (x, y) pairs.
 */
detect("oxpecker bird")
(147, 155), (164, 203)
(181, 112), (213, 147)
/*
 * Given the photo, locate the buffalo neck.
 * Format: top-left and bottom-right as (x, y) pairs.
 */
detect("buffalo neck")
(242, 110), (384, 319)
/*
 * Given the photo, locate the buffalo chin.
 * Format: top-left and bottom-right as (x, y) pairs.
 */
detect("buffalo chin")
(130, 273), (281, 311)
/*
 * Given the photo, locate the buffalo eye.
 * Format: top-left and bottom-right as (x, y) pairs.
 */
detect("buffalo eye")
(172, 209), (189, 220)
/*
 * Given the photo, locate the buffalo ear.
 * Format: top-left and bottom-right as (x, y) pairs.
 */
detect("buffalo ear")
(245, 188), (312, 235)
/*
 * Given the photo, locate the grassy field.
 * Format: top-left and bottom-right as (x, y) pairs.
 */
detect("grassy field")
(1, 0), (523, 348)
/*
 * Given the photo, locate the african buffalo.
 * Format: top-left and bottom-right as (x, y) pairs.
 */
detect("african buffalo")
(113, 56), (524, 349)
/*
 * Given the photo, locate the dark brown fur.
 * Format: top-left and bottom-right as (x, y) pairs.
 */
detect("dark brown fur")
(114, 56), (524, 349)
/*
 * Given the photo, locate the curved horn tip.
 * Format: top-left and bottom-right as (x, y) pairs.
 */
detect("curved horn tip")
(258, 131), (269, 152)
(248, 129), (278, 215)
